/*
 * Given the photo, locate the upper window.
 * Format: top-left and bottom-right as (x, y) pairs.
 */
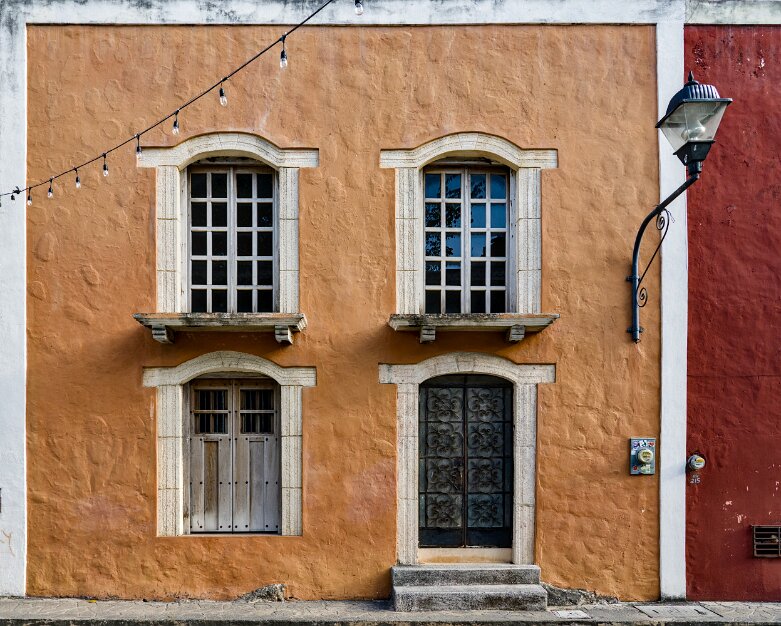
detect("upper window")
(188, 162), (276, 313)
(423, 167), (509, 314)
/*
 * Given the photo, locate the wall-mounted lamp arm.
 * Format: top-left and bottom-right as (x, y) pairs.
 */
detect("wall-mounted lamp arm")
(628, 171), (700, 343)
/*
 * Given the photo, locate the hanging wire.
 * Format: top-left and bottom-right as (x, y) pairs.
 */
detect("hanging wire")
(0, 0), (346, 201)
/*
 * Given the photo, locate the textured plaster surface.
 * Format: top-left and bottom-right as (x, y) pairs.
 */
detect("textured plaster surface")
(684, 25), (781, 601)
(26, 25), (660, 601)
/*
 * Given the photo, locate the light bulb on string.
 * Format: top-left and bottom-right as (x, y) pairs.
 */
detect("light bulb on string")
(47, 179), (53, 198)
(136, 135), (142, 159)
(219, 82), (228, 107)
(172, 111), (180, 135)
(354, 0), (364, 15)
(27, 189), (32, 206)
(103, 153), (109, 177)
(75, 169), (81, 189)
(280, 35), (288, 69)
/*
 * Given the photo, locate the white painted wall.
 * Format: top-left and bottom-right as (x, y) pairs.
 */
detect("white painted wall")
(1, 0), (778, 598)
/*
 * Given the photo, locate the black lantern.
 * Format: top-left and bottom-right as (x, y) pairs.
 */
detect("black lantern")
(628, 72), (731, 342)
(657, 71), (732, 176)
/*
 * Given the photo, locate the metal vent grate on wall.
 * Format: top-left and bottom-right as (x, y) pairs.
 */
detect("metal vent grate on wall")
(753, 525), (781, 557)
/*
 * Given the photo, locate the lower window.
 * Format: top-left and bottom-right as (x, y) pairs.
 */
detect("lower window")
(188, 378), (280, 533)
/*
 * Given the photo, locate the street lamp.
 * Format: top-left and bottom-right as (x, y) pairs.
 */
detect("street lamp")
(628, 71), (731, 343)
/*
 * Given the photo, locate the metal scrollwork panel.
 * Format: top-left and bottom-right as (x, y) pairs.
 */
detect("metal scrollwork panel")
(419, 378), (513, 548)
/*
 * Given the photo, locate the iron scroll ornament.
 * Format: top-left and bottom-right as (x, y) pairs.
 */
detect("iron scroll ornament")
(628, 173), (699, 342)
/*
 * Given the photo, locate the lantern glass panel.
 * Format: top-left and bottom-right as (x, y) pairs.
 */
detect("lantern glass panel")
(659, 100), (729, 152)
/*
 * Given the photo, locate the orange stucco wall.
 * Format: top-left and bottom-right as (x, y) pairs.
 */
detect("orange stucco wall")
(26, 25), (660, 600)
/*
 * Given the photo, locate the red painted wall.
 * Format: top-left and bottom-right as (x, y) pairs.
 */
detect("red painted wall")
(685, 26), (781, 600)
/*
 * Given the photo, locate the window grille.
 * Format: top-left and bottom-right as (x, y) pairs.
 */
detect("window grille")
(753, 525), (781, 557)
(189, 166), (276, 313)
(423, 168), (509, 314)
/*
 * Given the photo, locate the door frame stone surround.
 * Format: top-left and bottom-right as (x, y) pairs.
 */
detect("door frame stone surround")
(380, 352), (555, 565)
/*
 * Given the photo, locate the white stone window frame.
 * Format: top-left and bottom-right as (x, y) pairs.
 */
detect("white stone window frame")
(380, 132), (558, 315)
(137, 132), (319, 315)
(144, 350), (316, 537)
(380, 352), (555, 565)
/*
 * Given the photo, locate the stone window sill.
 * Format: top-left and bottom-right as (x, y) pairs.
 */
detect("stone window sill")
(388, 313), (559, 343)
(133, 313), (307, 345)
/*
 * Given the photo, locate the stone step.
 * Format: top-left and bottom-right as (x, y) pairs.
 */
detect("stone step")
(392, 564), (541, 586)
(392, 583), (548, 612)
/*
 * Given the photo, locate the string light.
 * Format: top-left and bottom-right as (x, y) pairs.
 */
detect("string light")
(48, 179), (53, 198)
(354, 0), (364, 15)
(280, 35), (288, 69)
(0, 0), (348, 204)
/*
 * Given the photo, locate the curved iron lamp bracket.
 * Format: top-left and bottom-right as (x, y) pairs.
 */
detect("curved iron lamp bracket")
(628, 172), (699, 343)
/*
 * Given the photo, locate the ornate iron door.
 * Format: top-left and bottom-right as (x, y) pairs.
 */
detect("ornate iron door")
(419, 375), (513, 548)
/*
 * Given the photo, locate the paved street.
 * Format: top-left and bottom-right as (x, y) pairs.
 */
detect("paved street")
(0, 598), (780, 625)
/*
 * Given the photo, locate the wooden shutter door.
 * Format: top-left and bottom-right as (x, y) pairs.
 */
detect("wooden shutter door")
(189, 384), (233, 532)
(233, 384), (281, 533)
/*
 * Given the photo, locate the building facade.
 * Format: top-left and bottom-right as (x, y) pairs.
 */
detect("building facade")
(0, 0), (779, 604)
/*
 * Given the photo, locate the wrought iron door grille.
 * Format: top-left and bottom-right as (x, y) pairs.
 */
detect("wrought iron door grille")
(753, 525), (781, 557)
(419, 375), (513, 548)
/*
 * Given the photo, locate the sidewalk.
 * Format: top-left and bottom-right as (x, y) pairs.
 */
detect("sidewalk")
(1, 598), (780, 625)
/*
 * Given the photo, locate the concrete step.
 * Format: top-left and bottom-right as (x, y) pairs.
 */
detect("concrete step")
(392, 583), (548, 612)
(392, 564), (540, 586)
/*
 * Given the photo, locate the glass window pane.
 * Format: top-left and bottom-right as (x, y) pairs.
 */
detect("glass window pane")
(426, 261), (441, 286)
(257, 232), (273, 257)
(471, 233), (486, 257)
(212, 202), (227, 227)
(257, 289), (273, 312)
(490, 290), (506, 313)
(257, 203), (273, 227)
(212, 260), (227, 285)
(445, 291), (461, 313)
(191, 202), (207, 227)
(425, 203), (441, 228)
(425, 173), (441, 199)
(213, 414), (227, 433)
(470, 290), (486, 313)
(257, 261), (273, 286)
(257, 173), (273, 198)
(491, 234), (506, 257)
(445, 203), (461, 228)
(191, 260), (207, 285)
(191, 173), (207, 198)
(236, 174), (253, 198)
(491, 174), (507, 200)
(237, 203), (253, 227)
(237, 232), (253, 257)
(491, 203), (507, 229)
(445, 233), (461, 257)
(445, 173), (461, 199)
(471, 174), (486, 199)
(237, 261), (253, 285)
(212, 289), (228, 312)
(212, 232), (227, 256)
(491, 261), (506, 286)
(425, 233), (441, 257)
(471, 203), (486, 228)
(191, 231), (207, 256)
(425, 290), (441, 314)
(446, 262), (461, 286)
(237, 290), (253, 312)
(211, 173), (228, 198)
(191, 289), (207, 312)
(471, 262), (486, 286)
